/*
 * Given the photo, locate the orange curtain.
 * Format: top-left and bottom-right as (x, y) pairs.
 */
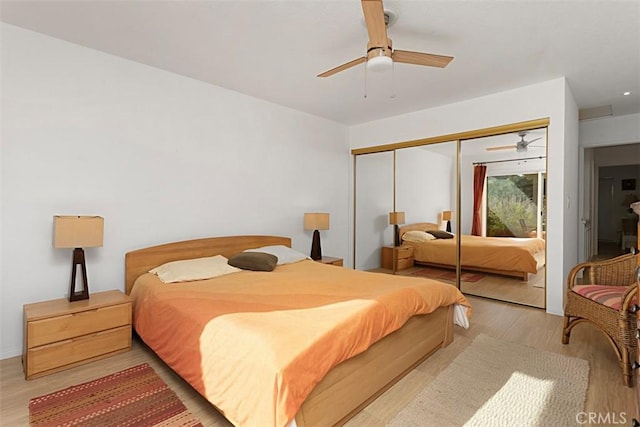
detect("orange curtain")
(471, 165), (487, 236)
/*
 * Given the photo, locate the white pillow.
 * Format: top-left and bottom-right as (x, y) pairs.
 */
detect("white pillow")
(402, 230), (436, 243)
(244, 245), (310, 265)
(149, 255), (241, 283)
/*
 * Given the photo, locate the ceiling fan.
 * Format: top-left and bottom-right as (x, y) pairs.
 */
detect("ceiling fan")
(317, 0), (454, 78)
(486, 131), (543, 153)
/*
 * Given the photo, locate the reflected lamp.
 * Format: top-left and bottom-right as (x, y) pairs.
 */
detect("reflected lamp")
(442, 210), (452, 233)
(389, 211), (405, 247)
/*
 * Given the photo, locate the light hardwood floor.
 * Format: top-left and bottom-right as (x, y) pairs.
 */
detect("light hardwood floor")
(459, 266), (545, 308)
(1, 296), (638, 426)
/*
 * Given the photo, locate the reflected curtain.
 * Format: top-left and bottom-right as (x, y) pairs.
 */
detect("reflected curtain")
(471, 165), (487, 236)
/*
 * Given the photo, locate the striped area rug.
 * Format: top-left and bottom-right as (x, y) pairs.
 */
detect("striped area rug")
(29, 363), (202, 427)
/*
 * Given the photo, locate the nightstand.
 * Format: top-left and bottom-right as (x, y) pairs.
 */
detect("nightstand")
(381, 245), (414, 271)
(319, 256), (344, 266)
(23, 290), (132, 379)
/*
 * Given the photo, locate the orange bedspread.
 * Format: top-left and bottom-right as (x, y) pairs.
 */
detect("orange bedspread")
(131, 260), (469, 427)
(405, 235), (545, 274)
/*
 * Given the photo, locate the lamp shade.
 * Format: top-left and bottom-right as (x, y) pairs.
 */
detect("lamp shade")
(304, 213), (330, 231)
(54, 216), (104, 248)
(442, 210), (452, 221)
(389, 211), (405, 225)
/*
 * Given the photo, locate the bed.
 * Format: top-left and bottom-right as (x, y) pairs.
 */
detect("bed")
(399, 222), (546, 281)
(125, 235), (470, 427)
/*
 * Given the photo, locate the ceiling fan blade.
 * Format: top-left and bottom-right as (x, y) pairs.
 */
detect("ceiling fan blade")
(361, 0), (388, 48)
(317, 57), (367, 78)
(523, 137), (542, 147)
(392, 50), (454, 68)
(486, 145), (516, 151)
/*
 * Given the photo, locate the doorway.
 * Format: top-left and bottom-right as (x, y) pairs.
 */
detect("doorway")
(585, 143), (640, 261)
(596, 164), (640, 258)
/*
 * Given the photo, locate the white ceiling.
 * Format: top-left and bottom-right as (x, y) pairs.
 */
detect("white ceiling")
(1, 0), (639, 125)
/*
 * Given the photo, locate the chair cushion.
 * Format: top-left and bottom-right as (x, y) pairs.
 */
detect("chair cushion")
(571, 285), (633, 311)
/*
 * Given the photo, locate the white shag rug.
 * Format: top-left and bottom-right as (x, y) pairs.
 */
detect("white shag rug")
(388, 334), (589, 427)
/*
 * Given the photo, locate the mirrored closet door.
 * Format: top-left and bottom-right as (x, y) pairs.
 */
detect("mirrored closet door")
(352, 119), (549, 309)
(458, 129), (547, 308)
(394, 142), (459, 283)
(354, 151), (394, 270)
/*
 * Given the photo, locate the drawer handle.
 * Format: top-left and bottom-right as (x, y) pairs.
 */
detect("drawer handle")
(34, 338), (74, 350)
(629, 304), (640, 313)
(636, 329), (640, 340)
(72, 309), (99, 316)
(632, 361), (640, 370)
(632, 419), (639, 427)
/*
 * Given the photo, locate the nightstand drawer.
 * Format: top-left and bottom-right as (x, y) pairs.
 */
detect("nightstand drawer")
(396, 257), (414, 270)
(26, 325), (131, 377)
(27, 303), (131, 348)
(320, 256), (344, 266)
(395, 246), (413, 260)
(381, 245), (415, 270)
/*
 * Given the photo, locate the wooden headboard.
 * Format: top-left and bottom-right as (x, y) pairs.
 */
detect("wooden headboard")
(124, 235), (291, 295)
(398, 222), (440, 239)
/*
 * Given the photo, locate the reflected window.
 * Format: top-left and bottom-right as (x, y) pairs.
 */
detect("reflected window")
(486, 173), (544, 238)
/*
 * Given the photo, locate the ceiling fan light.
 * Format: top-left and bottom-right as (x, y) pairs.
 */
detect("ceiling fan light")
(367, 55), (393, 72)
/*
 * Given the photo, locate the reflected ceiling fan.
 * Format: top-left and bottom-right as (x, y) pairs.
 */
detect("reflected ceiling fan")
(486, 131), (543, 153)
(317, 0), (454, 78)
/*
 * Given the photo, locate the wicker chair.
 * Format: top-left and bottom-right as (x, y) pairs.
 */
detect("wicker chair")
(562, 251), (639, 387)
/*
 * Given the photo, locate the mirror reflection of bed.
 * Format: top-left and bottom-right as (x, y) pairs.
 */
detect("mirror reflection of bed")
(374, 221), (546, 308)
(353, 122), (547, 310)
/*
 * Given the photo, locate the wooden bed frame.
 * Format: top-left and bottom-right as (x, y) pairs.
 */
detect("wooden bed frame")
(399, 222), (543, 281)
(414, 260), (530, 281)
(125, 235), (454, 427)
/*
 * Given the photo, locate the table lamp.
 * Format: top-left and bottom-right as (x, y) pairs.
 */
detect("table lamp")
(389, 211), (405, 247)
(304, 213), (329, 260)
(442, 210), (452, 232)
(54, 215), (104, 301)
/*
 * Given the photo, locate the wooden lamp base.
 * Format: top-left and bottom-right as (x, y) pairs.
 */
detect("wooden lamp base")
(394, 224), (401, 247)
(310, 230), (322, 260)
(69, 248), (90, 302)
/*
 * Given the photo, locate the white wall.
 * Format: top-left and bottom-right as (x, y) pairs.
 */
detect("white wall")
(580, 113), (640, 147)
(0, 24), (349, 359)
(349, 78), (578, 316)
(561, 81), (580, 300)
(397, 146), (456, 231)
